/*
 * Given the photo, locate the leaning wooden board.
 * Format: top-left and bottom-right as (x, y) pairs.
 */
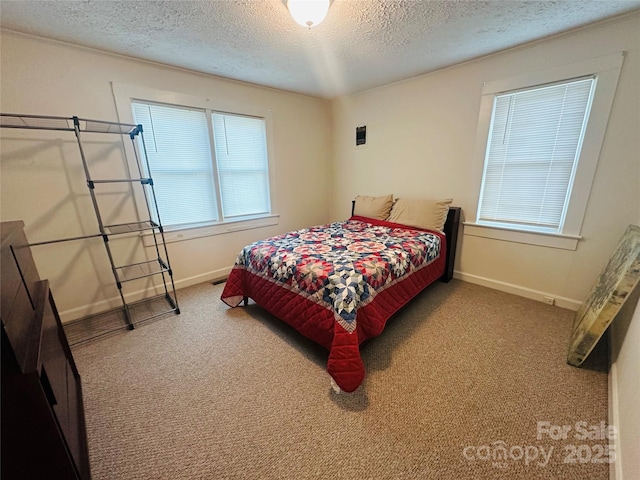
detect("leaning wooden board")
(568, 224), (640, 366)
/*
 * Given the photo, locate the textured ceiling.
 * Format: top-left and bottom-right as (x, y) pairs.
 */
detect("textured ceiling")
(1, 0), (639, 98)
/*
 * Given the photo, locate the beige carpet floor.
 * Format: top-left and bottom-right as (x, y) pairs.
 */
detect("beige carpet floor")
(71, 279), (610, 479)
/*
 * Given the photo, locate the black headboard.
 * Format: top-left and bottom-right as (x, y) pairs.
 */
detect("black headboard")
(441, 207), (461, 283)
(351, 200), (461, 283)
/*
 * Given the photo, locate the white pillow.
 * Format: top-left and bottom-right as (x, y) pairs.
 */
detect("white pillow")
(387, 198), (453, 233)
(353, 194), (394, 220)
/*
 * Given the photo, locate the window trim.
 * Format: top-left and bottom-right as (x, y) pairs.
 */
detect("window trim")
(466, 52), (624, 250)
(141, 213), (280, 246)
(211, 111), (272, 219)
(111, 82), (278, 242)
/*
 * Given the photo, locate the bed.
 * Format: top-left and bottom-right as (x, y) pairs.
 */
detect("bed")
(221, 196), (461, 392)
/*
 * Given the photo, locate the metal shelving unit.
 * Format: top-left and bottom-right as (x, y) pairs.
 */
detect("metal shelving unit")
(1, 113), (180, 330)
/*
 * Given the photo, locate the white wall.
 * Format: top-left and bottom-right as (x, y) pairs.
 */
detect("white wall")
(608, 205), (640, 480)
(610, 288), (640, 480)
(0, 31), (332, 321)
(330, 12), (640, 309)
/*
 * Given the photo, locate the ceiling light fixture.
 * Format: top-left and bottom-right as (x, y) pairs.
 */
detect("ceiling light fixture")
(287, 0), (330, 29)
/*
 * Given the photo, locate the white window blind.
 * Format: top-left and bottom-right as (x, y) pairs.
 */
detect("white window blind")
(212, 113), (270, 219)
(132, 102), (218, 227)
(131, 102), (272, 229)
(477, 78), (595, 232)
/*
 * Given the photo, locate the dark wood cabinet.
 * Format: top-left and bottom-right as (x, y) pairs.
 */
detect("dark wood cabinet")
(1, 221), (91, 479)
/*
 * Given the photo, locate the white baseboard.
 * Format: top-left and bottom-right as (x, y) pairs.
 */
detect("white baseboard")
(453, 271), (583, 311)
(58, 266), (233, 323)
(173, 266), (232, 289)
(609, 361), (622, 480)
(60, 267), (581, 320)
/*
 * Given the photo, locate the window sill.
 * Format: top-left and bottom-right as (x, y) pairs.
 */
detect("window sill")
(463, 222), (581, 251)
(142, 214), (280, 246)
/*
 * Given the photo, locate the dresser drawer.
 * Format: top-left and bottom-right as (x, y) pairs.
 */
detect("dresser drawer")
(39, 281), (71, 445)
(1, 222), (91, 479)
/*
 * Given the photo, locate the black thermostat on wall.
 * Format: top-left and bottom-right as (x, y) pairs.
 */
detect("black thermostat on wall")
(356, 125), (366, 146)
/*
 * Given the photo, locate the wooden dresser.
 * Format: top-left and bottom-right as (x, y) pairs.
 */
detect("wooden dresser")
(1, 221), (91, 479)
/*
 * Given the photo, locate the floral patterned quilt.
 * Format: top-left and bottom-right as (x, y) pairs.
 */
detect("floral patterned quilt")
(221, 216), (445, 392)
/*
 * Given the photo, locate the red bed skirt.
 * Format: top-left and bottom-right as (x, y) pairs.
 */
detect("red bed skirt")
(221, 235), (445, 392)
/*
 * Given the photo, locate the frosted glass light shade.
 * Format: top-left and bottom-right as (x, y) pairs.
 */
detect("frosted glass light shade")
(287, 0), (330, 28)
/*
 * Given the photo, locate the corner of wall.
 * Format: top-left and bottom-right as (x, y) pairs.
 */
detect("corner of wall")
(608, 285), (640, 480)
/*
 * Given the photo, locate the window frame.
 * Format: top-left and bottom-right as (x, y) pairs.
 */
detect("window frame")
(210, 111), (272, 220)
(112, 83), (279, 244)
(465, 52), (624, 250)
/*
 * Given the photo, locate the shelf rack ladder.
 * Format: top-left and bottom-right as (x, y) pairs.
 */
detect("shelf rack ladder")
(1, 113), (180, 329)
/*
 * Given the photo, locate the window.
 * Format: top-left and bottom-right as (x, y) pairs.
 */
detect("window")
(112, 83), (279, 242)
(212, 113), (270, 219)
(467, 53), (624, 250)
(132, 103), (218, 227)
(477, 78), (594, 234)
(132, 102), (271, 230)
